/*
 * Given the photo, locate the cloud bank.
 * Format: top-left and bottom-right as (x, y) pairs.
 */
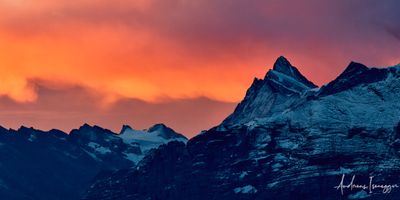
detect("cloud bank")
(0, 0), (399, 136)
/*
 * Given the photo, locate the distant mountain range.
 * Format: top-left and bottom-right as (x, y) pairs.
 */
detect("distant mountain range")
(0, 123), (186, 200)
(82, 56), (400, 200)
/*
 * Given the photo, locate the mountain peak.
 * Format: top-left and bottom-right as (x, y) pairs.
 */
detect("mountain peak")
(120, 125), (133, 134)
(342, 61), (369, 76)
(80, 123), (92, 129)
(71, 123), (116, 138)
(318, 61), (389, 96)
(148, 123), (187, 140)
(268, 56), (317, 89)
(272, 56), (292, 73)
(148, 123), (168, 132)
(223, 56), (317, 125)
(18, 126), (35, 131)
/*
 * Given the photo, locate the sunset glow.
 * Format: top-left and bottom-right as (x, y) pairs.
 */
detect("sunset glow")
(0, 0), (399, 136)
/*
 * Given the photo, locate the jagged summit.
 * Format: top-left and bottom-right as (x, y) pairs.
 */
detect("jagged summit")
(272, 56), (292, 72)
(120, 124), (133, 134)
(71, 123), (116, 137)
(120, 123), (187, 141)
(327, 61), (369, 83)
(117, 123), (187, 158)
(318, 61), (389, 96)
(81, 123), (92, 129)
(268, 56), (317, 89)
(223, 56), (317, 125)
(148, 123), (187, 140)
(343, 61), (369, 73)
(148, 123), (169, 131)
(223, 56), (400, 126)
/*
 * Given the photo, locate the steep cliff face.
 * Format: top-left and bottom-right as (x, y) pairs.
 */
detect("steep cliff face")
(83, 57), (400, 200)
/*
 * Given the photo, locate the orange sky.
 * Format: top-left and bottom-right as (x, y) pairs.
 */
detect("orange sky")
(0, 0), (399, 137)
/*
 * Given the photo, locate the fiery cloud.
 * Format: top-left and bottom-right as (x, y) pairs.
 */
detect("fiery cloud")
(0, 0), (399, 135)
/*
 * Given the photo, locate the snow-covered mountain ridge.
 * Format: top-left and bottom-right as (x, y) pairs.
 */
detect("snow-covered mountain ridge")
(83, 56), (400, 200)
(0, 123), (186, 200)
(223, 56), (400, 128)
